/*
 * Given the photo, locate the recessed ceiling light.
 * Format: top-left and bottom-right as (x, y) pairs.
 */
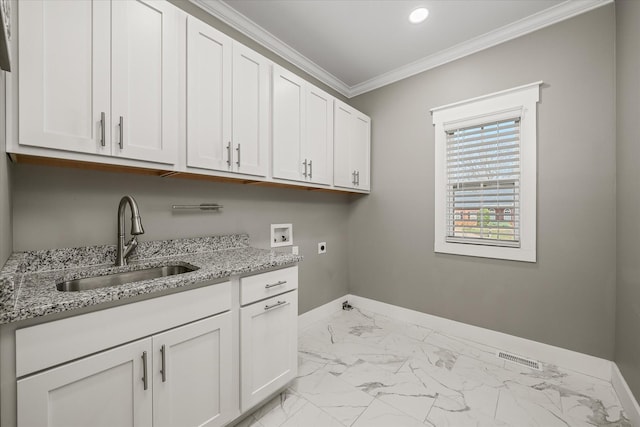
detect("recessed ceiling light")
(409, 7), (429, 24)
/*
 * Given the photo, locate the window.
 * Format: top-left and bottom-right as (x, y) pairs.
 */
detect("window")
(447, 119), (519, 245)
(431, 82), (541, 262)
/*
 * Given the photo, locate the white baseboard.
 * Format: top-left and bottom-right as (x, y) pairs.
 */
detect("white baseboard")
(345, 294), (612, 381)
(298, 295), (346, 332)
(612, 363), (640, 426)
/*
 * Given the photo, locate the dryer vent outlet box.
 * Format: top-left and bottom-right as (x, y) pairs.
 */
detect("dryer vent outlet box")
(271, 224), (293, 247)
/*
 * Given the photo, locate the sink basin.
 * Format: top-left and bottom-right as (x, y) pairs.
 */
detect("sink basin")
(56, 265), (199, 292)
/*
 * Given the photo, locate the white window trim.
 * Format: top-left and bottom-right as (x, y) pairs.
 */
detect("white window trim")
(431, 81), (542, 262)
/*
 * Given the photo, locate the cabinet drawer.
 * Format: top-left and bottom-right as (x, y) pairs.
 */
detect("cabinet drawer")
(240, 265), (298, 306)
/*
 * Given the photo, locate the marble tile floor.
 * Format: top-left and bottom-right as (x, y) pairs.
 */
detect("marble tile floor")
(234, 307), (631, 427)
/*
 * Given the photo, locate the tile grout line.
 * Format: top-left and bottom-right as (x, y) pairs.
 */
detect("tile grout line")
(422, 393), (438, 425)
(493, 388), (501, 420)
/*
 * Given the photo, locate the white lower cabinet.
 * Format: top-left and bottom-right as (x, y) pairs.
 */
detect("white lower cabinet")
(17, 338), (153, 427)
(240, 290), (298, 411)
(17, 313), (233, 427)
(152, 313), (233, 427)
(13, 265), (300, 427)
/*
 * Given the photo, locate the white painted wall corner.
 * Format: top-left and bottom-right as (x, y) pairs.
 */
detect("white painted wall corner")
(297, 295), (345, 332)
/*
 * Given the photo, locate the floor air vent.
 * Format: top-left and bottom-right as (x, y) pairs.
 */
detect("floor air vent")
(497, 351), (542, 371)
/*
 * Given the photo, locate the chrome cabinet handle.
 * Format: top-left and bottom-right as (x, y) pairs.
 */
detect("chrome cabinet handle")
(265, 280), (287, 289)
(226, 142), (232, 167)
(352, 171), (356, 185)
(118, 116), (124, 149)
(302, 159), (308, 178)
(264, 300), (287, 311)
(100, 112), (106, 147)
(236, 144), (241, 168)
(142, 351), (148, 390)
(356, 171), (360, 186)
(308, 160), (313, 179)
(160, 344), (167, 383)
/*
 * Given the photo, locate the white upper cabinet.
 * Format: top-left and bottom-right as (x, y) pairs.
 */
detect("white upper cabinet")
(272, 65), (305, 182)
(18, 0), (179, 165)
(272, 65), (334, 185)
(232, 42), (269, 177)
(186, 16), (232, 172)
(334, 100), (371, 191)
(14, 1), (370, 193)
(111, 0), (179, 164)
(18, 0), (111, 155)
(304, 86), (334, 185)
(186, 17), (268, 177)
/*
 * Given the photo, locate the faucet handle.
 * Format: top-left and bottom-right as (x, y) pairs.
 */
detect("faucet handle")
(123, 236), (139, 260)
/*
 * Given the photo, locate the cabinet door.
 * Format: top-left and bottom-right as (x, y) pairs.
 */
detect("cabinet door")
(232, 42), (269, 177)
(186, 16), (232, 172)
(352, 112), (371, 191)
(240, 290), (298, 411)
(17, 338), (152, 427)
(153, 313), (233, 427)
(272, 65), (305, 182)
(305, 86), (334, 185)
(333, 101), (356, 189)
(18, 0), (110, 155)
(112, 0), (179, 165)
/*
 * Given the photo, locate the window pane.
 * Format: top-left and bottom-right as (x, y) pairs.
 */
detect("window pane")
(446, 118), (521, 247)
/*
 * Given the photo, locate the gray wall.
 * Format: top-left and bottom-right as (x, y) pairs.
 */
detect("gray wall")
(169, 0), (347, 102)
(12, 164), (350, 314)
(615, 0), (640, 400)
(348, 6), (616, 359)
(0, 72), (12, 266)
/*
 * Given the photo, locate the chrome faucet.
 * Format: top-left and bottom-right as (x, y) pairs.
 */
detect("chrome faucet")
(116, 195), (145, 266)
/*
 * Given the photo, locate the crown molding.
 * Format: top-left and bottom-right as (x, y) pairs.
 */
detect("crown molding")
(349, 0), (613, 97)
(190, 0), (613, 99)
(189, 0), (351, 97)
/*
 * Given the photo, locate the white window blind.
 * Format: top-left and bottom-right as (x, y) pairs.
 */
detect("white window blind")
(446, 118), (521, 247)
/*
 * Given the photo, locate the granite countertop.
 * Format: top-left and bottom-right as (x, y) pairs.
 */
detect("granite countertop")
(0, 234), (302, 325)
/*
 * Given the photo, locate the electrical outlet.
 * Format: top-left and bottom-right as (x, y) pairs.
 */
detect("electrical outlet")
(292, 246), (299, 255)
(318, 242), (327, 254)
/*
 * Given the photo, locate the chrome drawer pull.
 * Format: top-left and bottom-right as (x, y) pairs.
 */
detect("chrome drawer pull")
(119, 116), (124, 149)
(264, 300), (287, 311)
(226, 142), (232, 167)
(141, 351), (148, 391)
(160, 344), (167, 383)
(100, 112), (106, 147)
(265, 280), (287, 289)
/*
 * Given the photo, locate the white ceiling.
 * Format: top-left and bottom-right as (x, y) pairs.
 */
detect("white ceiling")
(192, 0), (612, 97)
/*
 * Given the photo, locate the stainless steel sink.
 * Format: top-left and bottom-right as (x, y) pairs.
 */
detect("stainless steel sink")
(56, 265), (199, 292)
